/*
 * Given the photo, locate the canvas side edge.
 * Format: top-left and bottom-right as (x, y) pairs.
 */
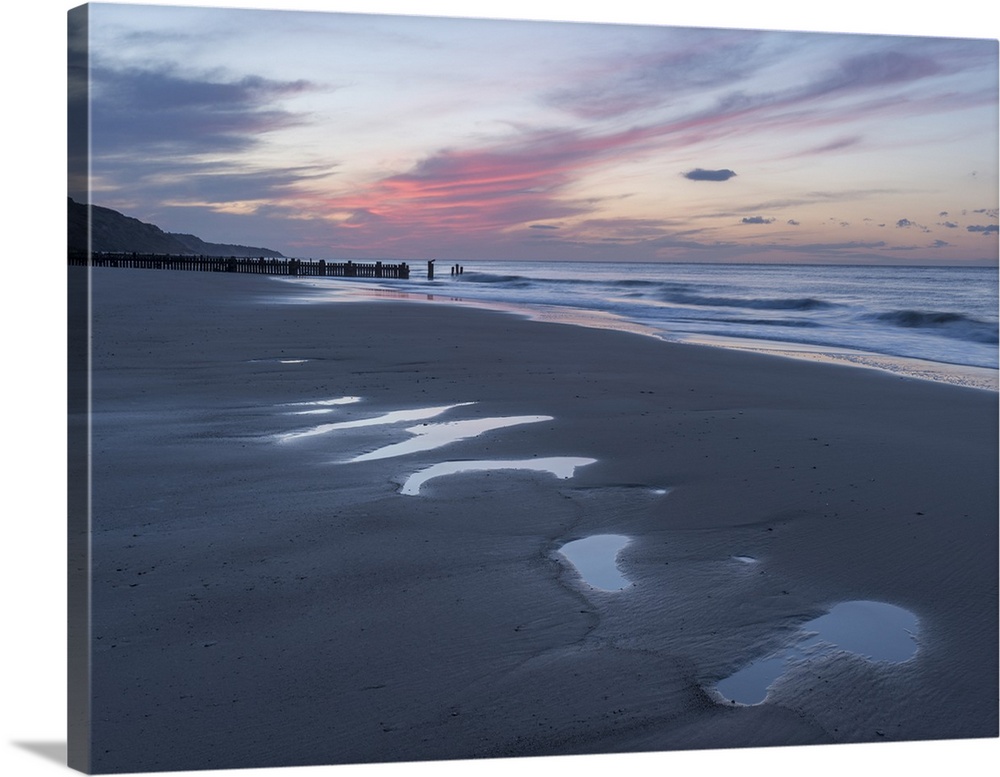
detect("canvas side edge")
(67, 4), (92, 774)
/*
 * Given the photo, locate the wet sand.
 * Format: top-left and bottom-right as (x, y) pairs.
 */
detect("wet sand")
(73, 267), (997, 773)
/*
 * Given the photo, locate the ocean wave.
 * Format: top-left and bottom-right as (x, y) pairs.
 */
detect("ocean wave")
(870, 310), (999, 344)
(459, 273), (533, 288)
(461, 271), (674, 290)
(459, 272), (615, 289)
(612, 278), (666, 288)
(716, 317), (822, 328)
(663, 292), (835, 311)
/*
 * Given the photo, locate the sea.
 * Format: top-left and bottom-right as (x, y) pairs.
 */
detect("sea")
(286, 261), (999, 391)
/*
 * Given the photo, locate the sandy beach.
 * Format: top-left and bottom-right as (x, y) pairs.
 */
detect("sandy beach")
(71, 266), (997, 773)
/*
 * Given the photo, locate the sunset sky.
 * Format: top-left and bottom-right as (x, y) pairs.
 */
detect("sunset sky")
(72, 2), (999, 264)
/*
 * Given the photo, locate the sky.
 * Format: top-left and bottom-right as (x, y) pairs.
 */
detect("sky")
(70, 2), (999, 265)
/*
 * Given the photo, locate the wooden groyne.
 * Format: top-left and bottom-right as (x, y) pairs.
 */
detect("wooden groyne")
(68, 251), (410, 280)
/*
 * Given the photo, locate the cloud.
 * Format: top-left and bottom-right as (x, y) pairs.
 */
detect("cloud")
(84, 61), (321, 210)
(816, 50), (942, 94)
(571, 218), (689, 242)
(529, 224), (560, 229)
(660, 42), (994, 163)
(939, 221), (959, 228)
(90, 64), (313, 155)
(340, 209), (384, 227)
(544, 30), (764, 120)
(896, 218), (916, 228)
(310, 127), (656, 244)
(973, 208), (999, 219)
(769, 190), (901, 210)
(787, 219), (800, 226)
(791, 135), (862, 157)
(796, 240), (887, 251)
(91, 156), (335, 220)
(683, 168), (737, 182)
(741, 216), (774, 224)
(967, 224), (999, 235)
(930, 240), (950, 248)
(542, 32), (992, 143)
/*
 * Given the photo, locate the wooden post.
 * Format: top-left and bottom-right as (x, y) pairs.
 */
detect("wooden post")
(427, 259), (435, 280)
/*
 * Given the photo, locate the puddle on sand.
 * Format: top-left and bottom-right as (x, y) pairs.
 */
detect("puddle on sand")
(248, 357), (312, 364)
(715, 600), (919, 705)
(286, 397), (362, 405)
(282, 396), (362, 415)
(350, 415), (553, 462)
(276, 402), (475, 442)
(557, 534), (633, 591)
(399, 457), (596, 496)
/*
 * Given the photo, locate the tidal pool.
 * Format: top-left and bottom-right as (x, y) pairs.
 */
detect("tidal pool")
(276, 402), (475, 442)
(350, 415), (553, 462)
(557, 534), (633, 591)
(399, 457), (596, 496)
(287, 397), (363, 405)
(715, 600), (919, 705)
(282, 396), (362, 415)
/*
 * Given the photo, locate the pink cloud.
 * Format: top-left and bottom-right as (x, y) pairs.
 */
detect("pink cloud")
(310, 126), (665, 247)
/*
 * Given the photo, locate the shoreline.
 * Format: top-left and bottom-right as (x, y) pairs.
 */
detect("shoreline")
(277, 275), (1000, 393)
(76, 267), (997, 773)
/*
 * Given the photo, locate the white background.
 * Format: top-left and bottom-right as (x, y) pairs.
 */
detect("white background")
(3, 2), (998, 776)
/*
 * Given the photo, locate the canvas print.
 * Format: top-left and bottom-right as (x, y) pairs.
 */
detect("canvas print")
(67, 3), (998, 774)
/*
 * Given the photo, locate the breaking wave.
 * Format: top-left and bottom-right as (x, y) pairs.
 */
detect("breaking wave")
(871, 310), (999, 344)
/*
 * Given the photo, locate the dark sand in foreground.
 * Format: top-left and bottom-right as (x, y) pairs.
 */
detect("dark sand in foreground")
(73, 267), (998, 773)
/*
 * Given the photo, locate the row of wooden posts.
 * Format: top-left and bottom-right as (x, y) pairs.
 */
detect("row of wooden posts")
(69, 252), (412, 279)
(426, 260), (464, 279)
